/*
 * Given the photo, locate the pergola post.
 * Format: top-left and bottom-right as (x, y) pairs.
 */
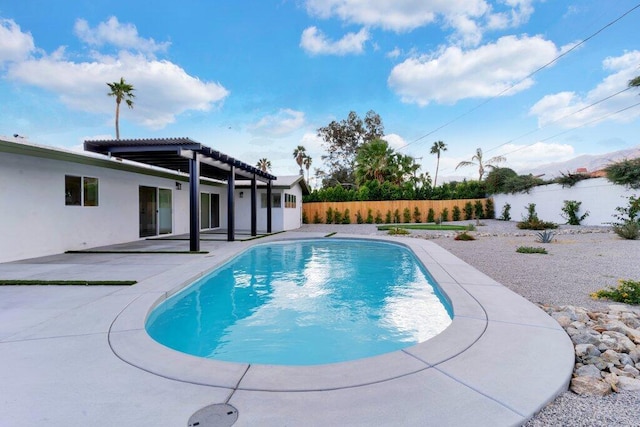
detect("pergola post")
(266, 180), (272, 233)
(189, 153), (200, 252)
(251, 174), (257, 236)
(227, 166), (235, 241)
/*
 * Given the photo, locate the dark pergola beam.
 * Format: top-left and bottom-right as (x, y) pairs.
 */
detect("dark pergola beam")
(227, 166), (235, 242)
(267, 180), (272, 233)
(251, 175), (257, 236)
(189, 153), (200, 252)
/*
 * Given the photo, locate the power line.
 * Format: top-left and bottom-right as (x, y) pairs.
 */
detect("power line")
(397, 2), (640, 152)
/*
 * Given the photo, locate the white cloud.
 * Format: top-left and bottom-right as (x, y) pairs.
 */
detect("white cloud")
(388, 35), (561, 105)
(0, 19), (35, 65)
(74, 17), (170, 55)
(300, 26), (369, 55)
(496, 142), (575, 171)
(299, 131), (324, 152)
(248, 109), (306, 137)
(305, 0), (536, 46)
(384, 133), (406, 150)
(3, 17), (229, 130)
(529, 50), (640, 128)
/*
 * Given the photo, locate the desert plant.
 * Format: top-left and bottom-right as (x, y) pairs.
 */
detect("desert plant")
(516, 246), (548, 254)
(427, 208), (435, 223)
(499, 203), (511, 221)
(463, 202), (473, 220)
(591, 279), (640, 304)
(356, 210), (364, 224)
(342, 209), (351, 224)
(366, 209), (374, 224)
(313, 211), (322, 224)
(385, 210), (392, 223)
(441, 207), (449, 222)
(536, 230), (556, 243)
(517, 203), (558, 230)
(413, 206), (422, 223)
(325, 207), (334, 224)
(403, 207), (412, 223)
(561, 200), (589, 225)
(485, 199), (495, 219)
(474, 200), (485, 219)
(466, 223), (476, 231)
(387, 226), (411, 236)
(611, 195), (640, 239)
(612, 221), (640, 240)
(452, 205), (461, 221)
(454, 231), (475, 241)
(393, 209), (401, 223)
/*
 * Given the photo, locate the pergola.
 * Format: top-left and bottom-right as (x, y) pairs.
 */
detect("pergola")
(84, 137), (277, 251)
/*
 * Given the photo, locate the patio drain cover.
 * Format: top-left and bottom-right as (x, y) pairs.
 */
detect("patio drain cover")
(188, 403), (238, 427)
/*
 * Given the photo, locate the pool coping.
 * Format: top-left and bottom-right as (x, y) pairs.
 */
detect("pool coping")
(108, 233), (575, 425)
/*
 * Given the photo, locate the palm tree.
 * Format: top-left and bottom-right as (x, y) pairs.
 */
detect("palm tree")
(354, 139), (394, 184)
(303, 155), (312, 182)
(455, 147), (506, 180)
(256, 158), (271, 172)
(293, 145), (306, 175)
(107, 77), (135, 140)
(430, 140), (447, 187)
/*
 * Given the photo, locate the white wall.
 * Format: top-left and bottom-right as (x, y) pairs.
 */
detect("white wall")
(282, 185), (304, 230)
(233, 188), (284, 232)
(0, 151), (224, 262)
(492, 178), (635, 225)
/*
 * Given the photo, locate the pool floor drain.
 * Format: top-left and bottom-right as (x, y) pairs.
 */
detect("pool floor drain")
(188, 403), (238, 427)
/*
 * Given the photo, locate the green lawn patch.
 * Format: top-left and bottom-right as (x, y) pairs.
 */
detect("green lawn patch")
(0, 280), (137, 286)
(377, 224), (468, 231)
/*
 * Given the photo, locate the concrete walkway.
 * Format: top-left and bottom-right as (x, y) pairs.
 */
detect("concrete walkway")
(0, 231), (574, 426)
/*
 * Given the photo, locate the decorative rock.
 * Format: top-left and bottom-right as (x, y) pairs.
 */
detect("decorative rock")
(575, 364), (602, 378)
(616, 376), (640, 391)
(619, 353), (634, 367)
(570, 376), (612, 396)
(575, 343), (601, 359)
(571, 332), (601, 346)
(623, 365), (640, 377)
(601, 349), (621, 366)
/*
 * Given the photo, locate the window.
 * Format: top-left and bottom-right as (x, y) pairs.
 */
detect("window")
(284, 193), (296, 208)
(65, 175), (99, 206)
(261, 193), (282, 208)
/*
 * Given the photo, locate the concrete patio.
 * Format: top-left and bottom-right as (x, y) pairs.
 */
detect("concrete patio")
(0, 231), (574, 426)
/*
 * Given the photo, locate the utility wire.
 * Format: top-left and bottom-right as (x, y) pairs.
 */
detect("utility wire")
(397, 2), (640, 152)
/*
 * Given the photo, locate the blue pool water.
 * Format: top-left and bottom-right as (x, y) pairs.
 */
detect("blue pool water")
(146, 239), (452, 366)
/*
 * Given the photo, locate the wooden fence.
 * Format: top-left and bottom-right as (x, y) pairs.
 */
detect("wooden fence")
(303, 199), (492, 223)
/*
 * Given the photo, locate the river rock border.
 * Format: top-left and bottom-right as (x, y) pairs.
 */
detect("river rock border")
(538, 304), (640, 395)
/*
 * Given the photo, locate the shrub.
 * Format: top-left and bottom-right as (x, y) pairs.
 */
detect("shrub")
(302, 211), (309, 224)
(485, 199), (495, 219)
(374, 210), (383, 224)
(463, 202), (473, 220)
(517, 203), (558, 230)
(325, 207), (334, 224)
(342, 209), (351, 224)
(333, 210), (342, 224)
(441, 207), (449, 222)
(466, 223), (476, 231)
(427, 208), (435, 223)
(605, 158), (640, 189)
(454, 231), (475, 241)
(387, 227), (410, 236)
(536, 230), (556, 243)
(452, 205), (461, 221)
(555, 171), (591, 188)
(356, 210), (364, 224)
(499, 203), (511, 221)
(612, 221), (640, 240)
(611, 195), (640, 239)
(393, 209), (401, 223)
(591, 279), (640, 304)
(474, 200), (485, 219)
(313, 211), (322, 224)
(561, 200), (589, 225)
(516, 246), (548, 254)
(403, 207), (412, 223)
(413, 206), (422, 223)
(366, 209), (374, 224)
(385, 210), (392, 223)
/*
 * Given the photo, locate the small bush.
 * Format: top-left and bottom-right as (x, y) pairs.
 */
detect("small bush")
(516, 246), (548, 254)
(374, 211), (383, 224)
(591, 279), (640, 304)
(474, 200), (485, 219)
(454, 231), (475, 241)
(466, 223), (476, 231)
(325, 207), (334, 224)
(313, 211), (322, 224)
(612, 221), (640, 240)
(610, 195), (640, 239)
(342, 209), (351, 224)
(452, 205), (461, 221)
(413, 206), (422, 223)
(463, 202), (473, 220)
(366, 209), (374, 224)
(536, 230), (556, 243)
(517, 203), (558, 230)
(605, 157), (640, 189)
(385, 210), (392, 224)
(387, 227), (411, 236)
(302, 211), (309, 224)
(427, 208), (435, 223)
(356, 210), (364, 224)
(393, 209), (401, 223)
(500, 203), (511, 221)
(484, 198), (495, 219)
(441, 207), (449, 222)
(403, 207), (412, 223)
(561, 200), (589, 225)
(333, 210), (342, 224)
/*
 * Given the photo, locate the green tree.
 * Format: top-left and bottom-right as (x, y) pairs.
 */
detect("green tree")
(630, 76), (640, 88)
(317, 110), (384, 187)
(293, 145), (307, 175)
(106, 77), (135, 140)
(456, 148), (506, 181)
(430, 140), (447, 187)
(256, 158), (271, 172)
(354, 139), (394, 184)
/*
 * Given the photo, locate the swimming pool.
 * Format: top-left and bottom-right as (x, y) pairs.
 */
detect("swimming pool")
(146, 239), (452, 365)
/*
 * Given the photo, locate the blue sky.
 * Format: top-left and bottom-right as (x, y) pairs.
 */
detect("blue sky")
(1, 1), (639, 183)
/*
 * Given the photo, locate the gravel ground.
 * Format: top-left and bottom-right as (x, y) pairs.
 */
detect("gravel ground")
(298, 221), (640, 426)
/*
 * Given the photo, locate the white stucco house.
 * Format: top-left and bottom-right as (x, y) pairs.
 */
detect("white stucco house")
(0, 136), (310, 263)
